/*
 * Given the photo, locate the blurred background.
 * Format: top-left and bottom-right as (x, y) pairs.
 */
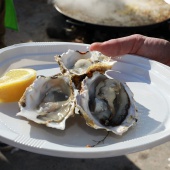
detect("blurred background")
(1, 0), (170, 169)
(5, 0), (170, 46)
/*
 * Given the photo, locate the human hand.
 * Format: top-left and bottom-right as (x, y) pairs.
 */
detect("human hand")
(90, 34), (170, 66)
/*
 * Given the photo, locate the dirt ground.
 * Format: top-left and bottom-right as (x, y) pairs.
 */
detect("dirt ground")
(1, 0), (170, 169)
(5, 0), (57, 46)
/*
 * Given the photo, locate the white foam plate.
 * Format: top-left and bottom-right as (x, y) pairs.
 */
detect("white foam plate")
(0, 42), (170, 158)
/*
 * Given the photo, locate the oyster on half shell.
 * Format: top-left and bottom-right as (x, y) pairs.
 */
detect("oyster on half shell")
(17, 74), (76, 130)
(76, 72), (137, 135)
(55, 50), (115, 88)
(17, 49), (138, 135)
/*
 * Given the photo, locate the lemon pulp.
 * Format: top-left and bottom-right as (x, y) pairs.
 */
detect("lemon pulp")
(0, 68), (37, 103)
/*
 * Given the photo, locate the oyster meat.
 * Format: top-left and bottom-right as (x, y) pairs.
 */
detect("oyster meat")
(55, 50), (115, 88)
(18, 74), (76, 130)
(76, 71), (137, 135)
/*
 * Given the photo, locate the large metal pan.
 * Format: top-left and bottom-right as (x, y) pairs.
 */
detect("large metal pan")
(53, 0), (170, 27)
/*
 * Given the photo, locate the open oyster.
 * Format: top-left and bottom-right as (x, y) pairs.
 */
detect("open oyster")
(17, 49), (137, 135)
(17, 74), (76, 130)
(55, 50), (114, 88)
(76, 71), (137, 135)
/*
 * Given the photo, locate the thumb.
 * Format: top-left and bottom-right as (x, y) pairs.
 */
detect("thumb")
(89, 41), (120, 57)
(89, 39), (136, 57)
(89, 34), (146, 57)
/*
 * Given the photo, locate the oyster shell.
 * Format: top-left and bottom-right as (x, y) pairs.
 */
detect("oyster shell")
(76, 71), (137, 135)
(55, 50), (114, 89)
(17, 74), (76, 130)
(17, 49), (137, 135)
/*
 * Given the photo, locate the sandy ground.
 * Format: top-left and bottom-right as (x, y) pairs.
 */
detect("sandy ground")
(1, 0), (170, 169)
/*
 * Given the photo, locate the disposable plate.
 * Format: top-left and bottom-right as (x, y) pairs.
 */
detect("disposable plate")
(0, 42), (170, 158)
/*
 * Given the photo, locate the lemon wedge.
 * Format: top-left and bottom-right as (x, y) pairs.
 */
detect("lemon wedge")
(0, 68), (37, 103)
